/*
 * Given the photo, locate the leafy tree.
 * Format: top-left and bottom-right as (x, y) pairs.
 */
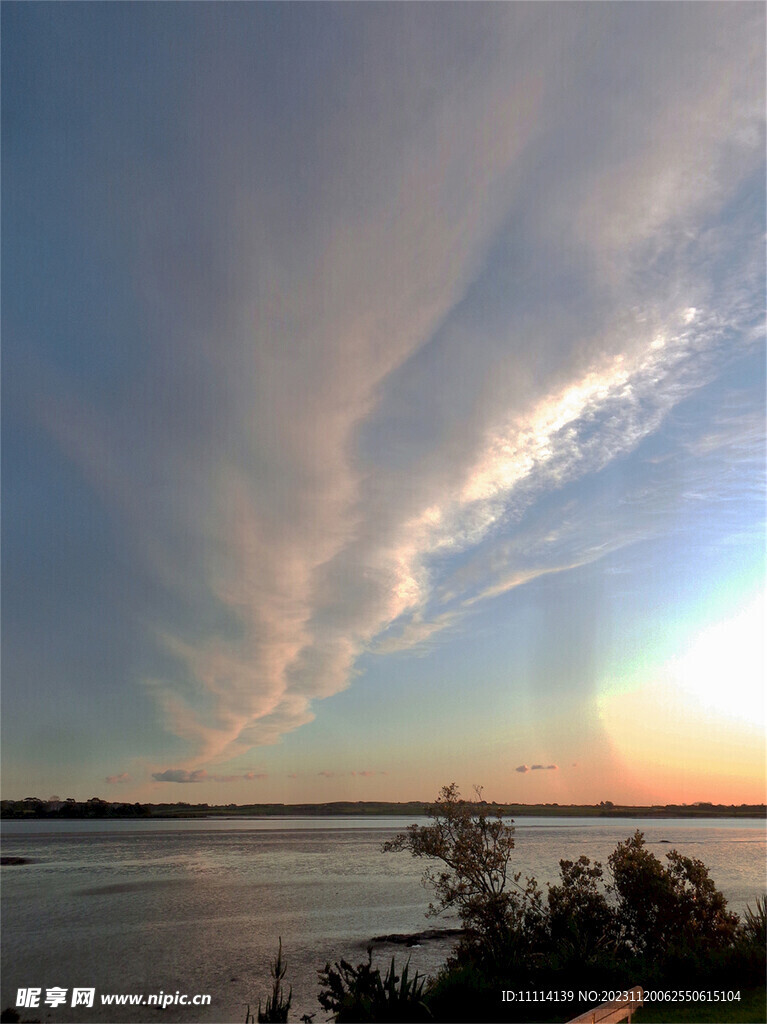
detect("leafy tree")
(383, 784), (543, 965)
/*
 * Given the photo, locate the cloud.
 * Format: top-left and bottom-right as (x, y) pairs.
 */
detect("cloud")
(531, 764), (558, 771)
(152, 767), (267, 783)
(152, 769), (208, 783)
(515, 765), (530, 774)
(27, 6), (763, 772)
(374, 611), (460, 655)
(317, 771), (335, 778)
(105, 773), (131, 785)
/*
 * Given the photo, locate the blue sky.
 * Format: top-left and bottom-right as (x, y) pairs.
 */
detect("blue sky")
(3, 3), (764, 804)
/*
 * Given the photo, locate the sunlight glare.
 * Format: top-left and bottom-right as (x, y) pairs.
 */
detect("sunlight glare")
(663, 593), (765, 726)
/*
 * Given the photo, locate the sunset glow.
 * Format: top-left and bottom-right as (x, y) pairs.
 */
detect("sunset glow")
(664, 592), (765, 727)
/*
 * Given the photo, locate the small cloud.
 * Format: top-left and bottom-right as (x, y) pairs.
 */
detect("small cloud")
(152, 769), (208, 783)
(531, 764), (558, 771)
(515, 765), (530, 773)
(153, 769), (270, 783)
(571, 763), (578, 768)
(318, 770), (335, 778)
(105, 773), (131, 785)
(287, 773), (298, 779)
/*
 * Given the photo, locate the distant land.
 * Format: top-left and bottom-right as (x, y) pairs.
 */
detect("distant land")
(2, 797), (765, 819)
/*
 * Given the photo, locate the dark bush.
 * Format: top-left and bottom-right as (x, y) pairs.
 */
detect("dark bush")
(547, 855), (623, 966)
(608, 831), (739, 957)
(318, 949), (431, 1023)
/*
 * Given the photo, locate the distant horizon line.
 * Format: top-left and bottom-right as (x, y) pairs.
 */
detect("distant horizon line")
(3, 795), (765, 818)
(4, 797), (765, 807)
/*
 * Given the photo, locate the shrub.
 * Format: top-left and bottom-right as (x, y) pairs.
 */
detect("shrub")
(547, 855), (621, 964)
(729, 896), (767, 987)
(740, 895), (766, 949)
(607, 831), (739, 957)
(318, 949), (431, 1022)
(424, 960), (504, 1023)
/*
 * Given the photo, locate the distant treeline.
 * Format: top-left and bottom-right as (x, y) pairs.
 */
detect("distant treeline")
(1, 798), (151, 819)
(146, 800), (767, 819)
(2, 797), (765, 819)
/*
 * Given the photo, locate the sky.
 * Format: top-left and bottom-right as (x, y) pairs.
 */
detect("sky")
(3, 3), (765, 806)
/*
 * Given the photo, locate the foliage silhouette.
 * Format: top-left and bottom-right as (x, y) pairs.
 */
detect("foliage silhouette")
(318, 948), (431, 1022)
(739, 895), (766, 949)
(257, 938), (292, 1023)
(381, 787), (761, 1022)
(607, 830), (739, 956)
(382, 784), (544, 966)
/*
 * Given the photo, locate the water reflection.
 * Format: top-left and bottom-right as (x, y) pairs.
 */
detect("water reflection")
(2, 818), (764, 1022)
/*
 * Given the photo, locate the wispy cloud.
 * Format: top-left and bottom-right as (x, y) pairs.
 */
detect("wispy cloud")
(105, 773), (131, 785)
(27, 6), (763, 777)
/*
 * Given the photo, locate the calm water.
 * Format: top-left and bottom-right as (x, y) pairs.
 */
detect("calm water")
(2, 817), (765, 1023)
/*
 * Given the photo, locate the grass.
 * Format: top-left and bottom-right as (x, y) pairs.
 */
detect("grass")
(635, 986), (766, 1023)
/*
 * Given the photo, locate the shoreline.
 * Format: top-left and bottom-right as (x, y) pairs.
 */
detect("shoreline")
(2, 798), (761, 823)
(3, 804), (765, 821)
